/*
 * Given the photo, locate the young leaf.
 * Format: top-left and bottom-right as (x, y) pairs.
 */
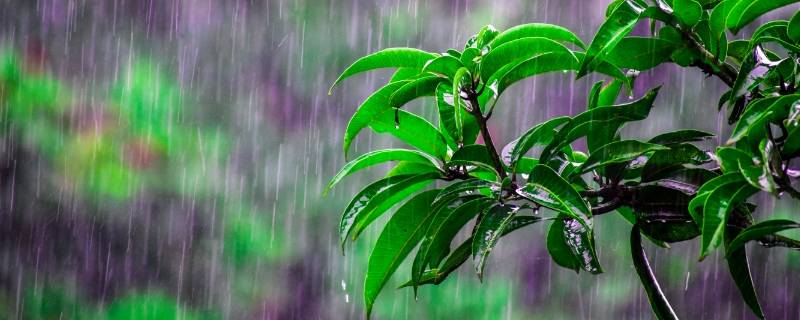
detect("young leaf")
(631, 226), (679, 320)
(577, 140), (669, 174)
(327, 149), (440, 194)
(728, 219), (800, 253)
(726, 0), (800, 34)
(435, 83), (479, 146)
(489, 23), (586, 50)
(673, 0), (703, 27)
(390, 68), (422, 83)
(364, 190), (440, 318)
(472, 204), (520, 280)
(422, 55), (463, 79)
(724, 224), (766, 319)
(518, 165), (592, 228)
(330, 48), (436, 93)
(606, 37), (677, 71)
(578, 0), (644, 78)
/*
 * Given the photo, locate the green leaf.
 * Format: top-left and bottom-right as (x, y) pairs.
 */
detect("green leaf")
(726, 0), (800, 34)
(472, 204), (521, 279)
(450, 144), (500, 178)
(641, 144), (712, 181)
(489, 23), (586, 50)
(578, 0), (643, 78)
(648, 129), (714, 145)
(343, 81), (449, 159)
(386, 161), (441, 177)
(326, 149), (441, 195)
(700, 183), (758, 259)
(789, 10), (800, 42)
(558, 217), (604, 273)
(340, 173), (440, 249)
(422, 55), (462, 79)
(716, 147), (777, 193)
(480, 37), (575, 82)
(388, 76), (446, 109)
(587, 81), (604, 110)
(518, 165), (592, 228)
(547, 219), (581, 272)
(413, 197), (493, 287)
(390, 68), (422, 83)
(434, 178), (498, 203)
(673, 0), (703, 27)
(541, 86), (660, 161)
(475, 25), (500, 49)
(688, 172), (743, 222)
(606, 37), (677, 71)
(494, 51), (580, 93)
(330, 48), (436, 93)
(578, 140), (668, 174)
(728, 219), (800, 253)
(364, 189), (439, 317)
(724, 224), (766, 319)
(728, 95), (798, 145)
(507, 116), (570, 169)
(631, 226), (679, 320)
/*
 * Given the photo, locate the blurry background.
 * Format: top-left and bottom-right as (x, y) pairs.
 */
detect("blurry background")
(0, 0), (799, 319)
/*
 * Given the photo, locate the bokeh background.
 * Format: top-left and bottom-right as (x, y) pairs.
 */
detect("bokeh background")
(0, 0), (799, 319)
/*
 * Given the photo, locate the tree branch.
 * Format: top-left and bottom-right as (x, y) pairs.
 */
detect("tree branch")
(679, 27), (738, 88)
(466, 90), (508, 181)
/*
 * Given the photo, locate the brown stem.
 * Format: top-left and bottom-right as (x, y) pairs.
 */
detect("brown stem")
(466, 91), (508, 181)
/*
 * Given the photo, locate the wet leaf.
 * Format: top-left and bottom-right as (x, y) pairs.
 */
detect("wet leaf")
(364, 190), (440, 317)
(422, 54), (463, 79)
(673, 0), (703, 27)
(606, 37), (677, 71)
(435, 83), (479, 146)
(489, 23), (586, 50)
(700, 183), (758, 259)
(728, 219), (800, 253)
(388, 76), (446, 109)
(480, 37), (575, 82)
(726, 0), (800, 34)
(578, 0), (643, 78)
(326, 149), (441, 194)
(330, 48), (436, 93)
(507, 116), (570, 170)
(472, 204), (520, 279)
(648, 129), (714, 145)
(518, 165), (592, 227)
(724, 224), (766, 319)
(547, 218), (582, 272)
(577, 140), (668, 174)
(789, 10), (800, 42)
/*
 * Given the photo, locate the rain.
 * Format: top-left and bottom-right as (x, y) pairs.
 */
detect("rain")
(0, 0), (799, 319)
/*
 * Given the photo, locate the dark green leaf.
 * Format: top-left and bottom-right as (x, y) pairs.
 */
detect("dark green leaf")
(472, 204), (520, 279)
(673, 0), (703, 27)
(641, 144), (712, 181)
(789, 10), (800, 42)
(364, 190), (439, 317)
(489, 23), (586, 50)
(724, 224), (766, 319)
(558, 217), (603, 273)
(518, 165), (592, 227)
(631, 226), (679, 320)
(547, 219), (582, 272)
(648, 129), (714, 145)
(578, 0), (643, 78)
(330, 48), (436, 93)
(716, 147), (777, 193)
(700, 183), (758, 259)
(507, 116), (570, 170)
(728, 219), (800, 253)
(578, 140), (668, 174)
(326, 149), (440, 194)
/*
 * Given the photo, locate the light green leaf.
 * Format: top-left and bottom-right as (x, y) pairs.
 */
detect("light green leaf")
(422, 55), (462, 79)
(435, 83), (479, 146)
(489, 23), (586, 50)
(631, 226), (679, 320)
(330, 48), (436, 93)
(578, 140), (668, 174)
(388, 76), (446, 109)
(726, 0), (800, 34)
(364, 190), (439, 317)
(518, 165), (592, 227)
(480, 37), (575, 82)
(472, 204), (520, 279)
(606, 37), (677, 70)
(389, 68), (422, 83)
(578, 0), (643, 78)
(326, 149), (441, 195)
